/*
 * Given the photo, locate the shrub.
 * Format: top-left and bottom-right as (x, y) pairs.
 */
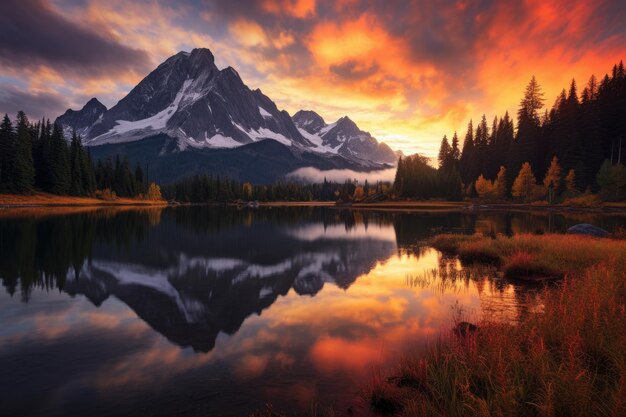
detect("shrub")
(561, 194), (601, 207)
(94, 188), (117, 201)
(503, 250), (557, 281)
(430, 234), (481, 254)
(458, 241), (501, 264)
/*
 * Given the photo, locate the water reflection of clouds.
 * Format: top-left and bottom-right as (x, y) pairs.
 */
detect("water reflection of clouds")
(0, 209), (532, 415)
(288, 223), (397, 242)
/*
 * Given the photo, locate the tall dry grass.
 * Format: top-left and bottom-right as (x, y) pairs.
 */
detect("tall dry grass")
(369, 234), (626, 416)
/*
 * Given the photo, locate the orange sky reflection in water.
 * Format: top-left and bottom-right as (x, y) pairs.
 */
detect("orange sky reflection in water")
(76, 248), (521, 406)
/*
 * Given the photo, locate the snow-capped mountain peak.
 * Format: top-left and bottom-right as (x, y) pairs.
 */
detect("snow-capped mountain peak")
(55, 47), (398, 180)
(292, 112), (397, 164)
(56, 97), (107, 139)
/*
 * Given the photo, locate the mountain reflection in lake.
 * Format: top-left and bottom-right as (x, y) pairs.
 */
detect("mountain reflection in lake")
(0, 207), (624, 417)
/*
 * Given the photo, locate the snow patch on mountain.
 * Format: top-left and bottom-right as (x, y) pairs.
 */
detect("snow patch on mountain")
(258, 106), (272, 119)
(297, 128), (340, 154)
(319, 122), (338, 135)
(205, 132), (241, 148)
(234, 123), (292, 147)
(87, 79), (193, 145)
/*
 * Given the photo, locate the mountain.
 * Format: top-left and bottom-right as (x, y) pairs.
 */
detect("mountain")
(88, 134), (380, 184)
(56, 48), (398, 183)
(292, 110), (398, 164)
(56, 97), (107, 139)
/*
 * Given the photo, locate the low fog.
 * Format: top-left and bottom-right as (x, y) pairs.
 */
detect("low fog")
(286, 167), (397, 184)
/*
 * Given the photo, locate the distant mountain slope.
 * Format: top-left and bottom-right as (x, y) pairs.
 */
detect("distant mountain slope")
(56, 97), (107, 139)
(292, 110), (398, 164)
(56, 48), (399, 180)
(88, 134), (379, 184)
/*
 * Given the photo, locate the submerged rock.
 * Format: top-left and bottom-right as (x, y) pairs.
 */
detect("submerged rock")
(567, 224), (609, 238)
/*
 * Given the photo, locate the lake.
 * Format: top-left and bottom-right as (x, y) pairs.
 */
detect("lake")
(1, 206), (625, 417)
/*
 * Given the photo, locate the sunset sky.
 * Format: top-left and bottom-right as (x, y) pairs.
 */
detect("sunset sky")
(1, 0), (625, 157)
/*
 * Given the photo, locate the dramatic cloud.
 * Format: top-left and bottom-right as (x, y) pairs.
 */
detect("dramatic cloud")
(0, 84), (69, 121)
(0, 0), (150, 77)
(1, 0), (625, 157)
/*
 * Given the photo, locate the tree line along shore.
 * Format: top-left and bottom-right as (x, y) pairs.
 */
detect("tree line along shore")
(2, 61), (625, 208)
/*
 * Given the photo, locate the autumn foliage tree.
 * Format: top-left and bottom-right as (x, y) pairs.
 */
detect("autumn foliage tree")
(543, 156), (562, 203)
(475, 175), (495, 199)
(494, 166), (507, 199)
(565, 169), (577, 196)
(145, 183), (163, 200)
(425, 60), (626, 201)
(512, 162), (538, 202)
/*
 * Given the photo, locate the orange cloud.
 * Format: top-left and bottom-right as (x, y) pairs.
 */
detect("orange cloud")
(262, 0), (316, 18)
(4, 0), (625, 158)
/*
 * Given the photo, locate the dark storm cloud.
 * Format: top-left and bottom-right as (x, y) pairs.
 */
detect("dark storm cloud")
(0, 0), (151, 77)
(0, 83), (69, 121)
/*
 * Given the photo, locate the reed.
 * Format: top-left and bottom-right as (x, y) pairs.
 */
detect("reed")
(369, 234), (626, 416)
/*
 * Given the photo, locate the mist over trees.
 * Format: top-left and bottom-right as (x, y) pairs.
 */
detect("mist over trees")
(394, 61), (626, 201)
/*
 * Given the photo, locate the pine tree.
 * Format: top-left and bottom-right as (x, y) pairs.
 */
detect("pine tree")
(135, 163), (144, 194)
(49, 123), (70, 195)
(69, 132), (84, 196)
(486, 116), (500, 178)
(450, 132), (460, 162)
(0, 114), (15, 191)
(517, 76), (544, 174)
(459, 120), (474, 184)
(437, 135), (451, 169)
(35, 119), (52, 191)
(473, 115), (489, 179)
(394, 156), (404, 195)
(12, 111), (35, 193)
(82, 149), (96, 194)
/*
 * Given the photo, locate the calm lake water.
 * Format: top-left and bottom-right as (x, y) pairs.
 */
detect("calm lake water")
(1, 207), (625, 417)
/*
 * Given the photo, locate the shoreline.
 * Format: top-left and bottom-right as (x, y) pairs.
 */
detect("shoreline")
(343, 200), (626, 214)
(0, 193), (167, 208)
(2, 194), (626, 214)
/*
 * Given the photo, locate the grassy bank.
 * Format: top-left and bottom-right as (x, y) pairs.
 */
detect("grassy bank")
(430, 233), (626, 281)
(0, 192), (166, 207)
(369, 233), (626, 416)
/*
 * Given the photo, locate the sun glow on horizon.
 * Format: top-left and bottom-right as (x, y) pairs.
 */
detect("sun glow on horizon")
(1, 0), (625, 158)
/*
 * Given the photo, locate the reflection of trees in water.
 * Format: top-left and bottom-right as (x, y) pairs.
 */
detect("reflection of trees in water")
(480, 210), (623, 236)
(0, 207), (401, 352)
(407, 255), (549, 324)
(0, 209), (159, 300)
(2, 207), (623, 302)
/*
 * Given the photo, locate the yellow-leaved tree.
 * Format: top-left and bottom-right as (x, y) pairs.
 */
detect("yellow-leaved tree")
(475, 175), (495, 198)
(353, 186), (365, 200)
(242, 182), (253, 200)
(146, 182), (163, 201)
(494, 166), (507, 199)
(543, 156), (561, 203)
(512, 162), (537, 202)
